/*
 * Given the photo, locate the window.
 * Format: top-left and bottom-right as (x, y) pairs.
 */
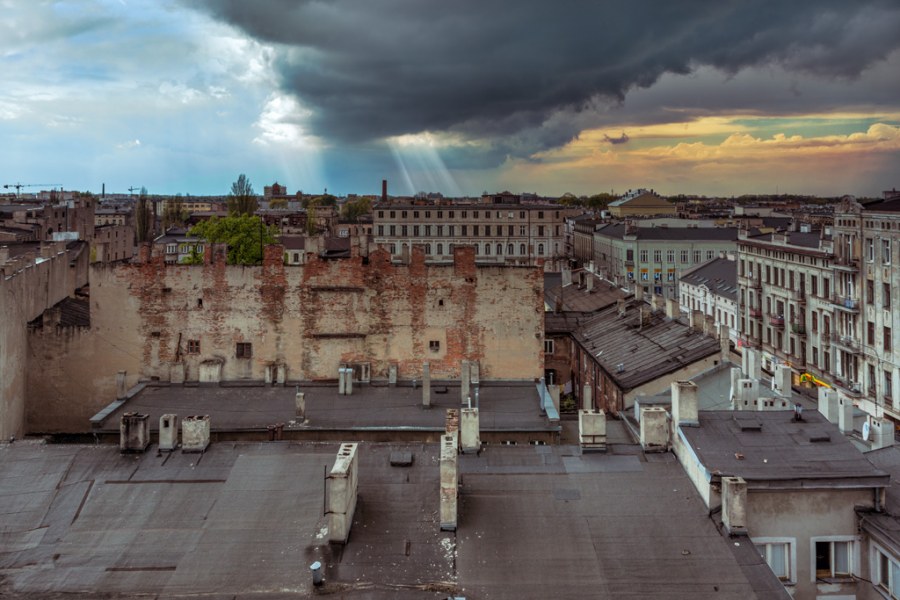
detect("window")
(653, 249), (662, 262)
(496, 243), (502, 255)
(640, 249), (648, 262)
(236, 342), (252, 358)
(429, 340), (440, 352)
(693, 250), (701, 263)
(166, 243), (177, 254)
(544, 339), (554, 354)
(460, 225), (467, 236)
(389, 210), (395, 218)
(868, 279), (875, 304)
(436, 243), (443, 255)
(508, 225), (514, 236)
(187, 339), (200, 354)
(886, 326), (893, 352)
(885, 239), (892, 264)
(389, 243), (396, 254)
(425, 244), (431, 255)
(389, 225), (396, 236)
(867, 238), (875, 262)
(754, 540), (793, 582)
(680, 249), (688, 263)
(519, 225), (526, 236)
(485, 244), (491, 255)
(706, 250), (715, 260)
(425, 225), (432, 236)
(814, 539), (853, 579)
(519, 243), (526, 255)
(666, 249), (675, 263)
(401, 225), (408, 236)
(875, 547), (900, 599)
(507, 243), (514, 255)
(377, 225), (384, 236)
(538, 225), (545, 236)
(537, 243), (544, 256)
(887, 370), (894, 399)
(886, 282), (892, 309)
(869, 321), (876, 345)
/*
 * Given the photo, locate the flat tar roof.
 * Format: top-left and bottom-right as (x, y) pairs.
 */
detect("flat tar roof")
(680, 410), (889, 487)
(0, 436), (788, 599)
(95, 381), (556, 434)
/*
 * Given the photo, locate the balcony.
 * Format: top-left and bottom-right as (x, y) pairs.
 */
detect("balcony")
(830, 332), (861, 354)
(749, 307), (762, 318)
(834, 378), (863, 398)
(830, 295), (860, 313)
(792, 289), (807, 305)
(769, 315), (785, 328)
(791, 322), (806, 336)
(739, 274), (762, 290)
(739, 335), (760, 350)
(832, 256), (860, 272)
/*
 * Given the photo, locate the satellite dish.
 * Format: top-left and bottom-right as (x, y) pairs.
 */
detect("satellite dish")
(862, 421), (871, 441)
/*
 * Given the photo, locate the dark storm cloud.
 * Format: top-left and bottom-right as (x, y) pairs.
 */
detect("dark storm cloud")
(190, 1), (900, 157)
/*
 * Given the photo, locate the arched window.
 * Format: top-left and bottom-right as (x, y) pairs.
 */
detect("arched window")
(538, 243), (544, 256)
(425, 244), (431, 255)
(519, 244), (526, 255)
(436, 243), (443, 255)
(507, 244), (514, 255)
(485, 244), (491, 255)
(496, 243), (503, 255)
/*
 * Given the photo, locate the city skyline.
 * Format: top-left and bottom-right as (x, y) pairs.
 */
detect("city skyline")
(2, 1), (899, 198)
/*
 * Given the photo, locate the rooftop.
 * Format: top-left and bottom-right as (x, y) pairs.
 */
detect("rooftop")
(0, 435), (788, 598)
(92, 381), (558, 438)
(741, 230), (824, 250)
(635, 362), (820, 413)
(574, 300), (721, 391)
(679, 257), (738, 301)
(680, 410), (889, 488)
(544, 271), (629, 313)
(595, 223), (740, 241)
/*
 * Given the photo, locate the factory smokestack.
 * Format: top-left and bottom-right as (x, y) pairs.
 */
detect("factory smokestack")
(381, 179), (387, 203)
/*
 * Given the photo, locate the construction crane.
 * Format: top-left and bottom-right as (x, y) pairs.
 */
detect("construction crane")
(3, 183), (62, 198)
(128, 186), (143, 195)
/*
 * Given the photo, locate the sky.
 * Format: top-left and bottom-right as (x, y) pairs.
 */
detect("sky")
(2, 1), (900, 198)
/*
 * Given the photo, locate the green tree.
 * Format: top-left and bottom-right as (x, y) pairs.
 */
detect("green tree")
(305, 196), (320, 236)
(162, 196), (188, 229)
(227, 174), (258, 216)
(189, 215), (277, 265)
(341, 197), (372, 221)
(269, 197), (288, 210)
(182, 245), (204, 265)
(586, 193), (616, 210)
(135, 186), (153, 243)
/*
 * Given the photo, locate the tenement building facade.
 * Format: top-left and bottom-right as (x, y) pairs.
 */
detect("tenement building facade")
(736, 227), (836, 385)
(738, 196), (900, 424)
(592, 223), (739, 298)
(834, 196), (900, 422)
(372, 197), (579, 271)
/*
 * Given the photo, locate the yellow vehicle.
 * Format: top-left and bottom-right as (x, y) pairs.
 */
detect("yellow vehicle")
(799, 372), (832, 389)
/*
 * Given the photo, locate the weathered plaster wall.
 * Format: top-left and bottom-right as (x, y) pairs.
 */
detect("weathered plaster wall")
(0, 243), (88, 438)
(27, 245), (544, 432)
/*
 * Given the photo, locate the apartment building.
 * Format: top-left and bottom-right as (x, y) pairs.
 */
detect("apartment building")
(834, 196), (900, 422)
(372, 198), (579, 270)
(592, 223), (739, 298)
(737, 227), (837, 386)
(678, 254), (739, 347)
